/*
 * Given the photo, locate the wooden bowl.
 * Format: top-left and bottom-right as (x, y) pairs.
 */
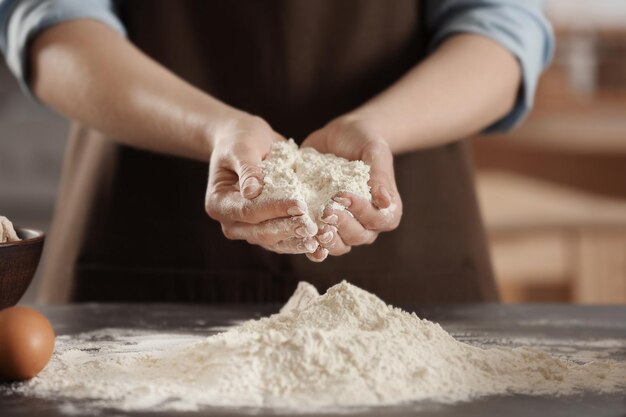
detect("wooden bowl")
(0, 228), (45, 309)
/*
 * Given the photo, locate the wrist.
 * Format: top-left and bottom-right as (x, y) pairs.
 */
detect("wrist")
(342, 106), (409, 154)
(200, 107), (256, 157)
(331, 111), (388, 146)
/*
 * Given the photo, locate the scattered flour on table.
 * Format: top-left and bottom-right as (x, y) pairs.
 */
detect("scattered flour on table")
(0, 215), (20, 243)
(14, 281), (626, 413)
(257, 139), (371, 225)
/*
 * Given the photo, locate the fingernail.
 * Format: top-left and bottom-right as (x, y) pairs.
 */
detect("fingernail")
(288, 205), (305, 216)
(304, 239), (319, 253)
(318, 231), (333, 244)
(307, 247), (329, 263)
(242, 177), (261, 197)
(304, 220), (317, 235)
(295, 226), (309, 238)
(321, 214), (338, 225)
(332, 196), (352, 208)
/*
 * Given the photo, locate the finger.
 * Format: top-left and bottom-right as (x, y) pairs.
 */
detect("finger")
(361, 139), (396, 209)
(306, 224), (334, 261)
(222, 216), (317, 246)
(206, 191), (308, 224)
(228, 141), (267, 199)
(306, 246), (329, 262)
(315, 224), (335, 245)
(326, 236), (351, 256)
(270, 237), (319, 254)
(235, 130), (286, 199)
(322, 204), (375, 243)
(334, 192), (401, 232)
(318, 215), (351, 254)
(318, 224), (352, 256)
(329, 206), (378, 246)
(236, 159), (264, 199)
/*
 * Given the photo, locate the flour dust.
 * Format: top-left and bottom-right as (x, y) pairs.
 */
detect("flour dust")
(10, 281), (626, 413)
(258, 139), (371, 226)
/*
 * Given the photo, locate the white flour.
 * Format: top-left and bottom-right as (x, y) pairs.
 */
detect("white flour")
(0, 215), (20, 243)
(15, 281), (626, 413)
(258, 140), (371, 225)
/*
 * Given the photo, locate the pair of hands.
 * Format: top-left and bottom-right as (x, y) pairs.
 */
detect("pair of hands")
(205, 114), (402, 262)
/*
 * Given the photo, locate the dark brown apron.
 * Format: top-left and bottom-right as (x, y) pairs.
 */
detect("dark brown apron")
(38, 0), (497, 304)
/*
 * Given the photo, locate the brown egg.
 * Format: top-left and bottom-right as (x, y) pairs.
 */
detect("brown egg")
(0, 306), (55, 381)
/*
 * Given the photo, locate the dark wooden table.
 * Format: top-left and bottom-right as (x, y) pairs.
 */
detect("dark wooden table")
(1, 303), (625, 416)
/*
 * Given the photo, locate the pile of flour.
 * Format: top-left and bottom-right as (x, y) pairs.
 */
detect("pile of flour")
(15, 281), (625, 413)
(0, 216), (20, 243)
(258, 140), (371, 225)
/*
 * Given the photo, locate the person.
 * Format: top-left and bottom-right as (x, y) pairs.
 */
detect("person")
(0, 0), (553, 304)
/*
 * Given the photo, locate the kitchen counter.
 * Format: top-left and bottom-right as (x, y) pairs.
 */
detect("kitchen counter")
(1, 303), (625, 416)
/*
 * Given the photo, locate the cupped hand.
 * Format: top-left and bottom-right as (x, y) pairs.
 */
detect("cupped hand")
(205, 115), (319, 254)
(301, 115), (402, 262)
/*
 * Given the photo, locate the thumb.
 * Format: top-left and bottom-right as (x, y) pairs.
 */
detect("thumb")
(362, 139), (395, 209)
(236, 130), (288, 199)
(233, 147), (265, 200)
(301, 129), (328, 152)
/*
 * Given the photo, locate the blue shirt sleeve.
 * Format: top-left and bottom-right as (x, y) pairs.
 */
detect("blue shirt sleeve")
(0, 0), (126, 98)
(426, 0), (554, 132)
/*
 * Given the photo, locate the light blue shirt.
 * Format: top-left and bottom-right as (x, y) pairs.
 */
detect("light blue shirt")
(0, 0), (553, 132)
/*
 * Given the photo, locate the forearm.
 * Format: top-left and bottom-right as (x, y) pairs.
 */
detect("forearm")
(351, 34), (521, 154)
(31, 20), (241, 161)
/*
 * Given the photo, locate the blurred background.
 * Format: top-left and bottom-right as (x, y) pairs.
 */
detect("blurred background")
(1, 0), (625, 304)
(473, 0), (626, 303)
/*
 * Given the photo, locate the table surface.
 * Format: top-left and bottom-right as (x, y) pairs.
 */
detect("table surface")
(1, 303), (625, 417)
